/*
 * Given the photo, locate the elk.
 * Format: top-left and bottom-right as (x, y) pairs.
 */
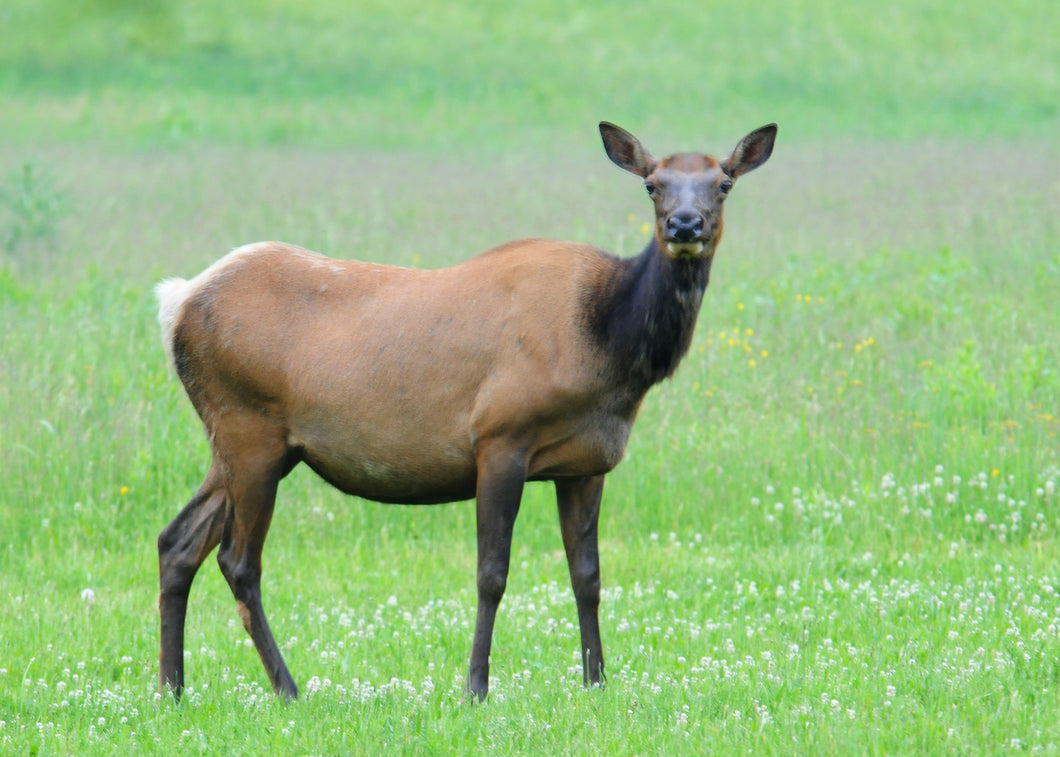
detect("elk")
(156, 121), (776, 702)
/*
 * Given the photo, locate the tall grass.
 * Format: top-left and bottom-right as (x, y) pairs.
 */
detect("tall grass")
(1, 0), (1059, 753)
(2, 167), (1057, 750)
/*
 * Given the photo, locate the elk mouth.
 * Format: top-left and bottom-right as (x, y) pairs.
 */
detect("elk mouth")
(665, 240), (706, 258)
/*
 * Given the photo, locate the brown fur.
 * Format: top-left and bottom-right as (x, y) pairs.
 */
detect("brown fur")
(156, 121), (776, 701)
(175, 241), (634, 498)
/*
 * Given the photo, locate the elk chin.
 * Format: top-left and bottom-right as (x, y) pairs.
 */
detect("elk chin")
(665, 241), (706, 259)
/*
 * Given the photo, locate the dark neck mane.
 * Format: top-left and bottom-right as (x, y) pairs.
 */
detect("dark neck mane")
(592, 239), (712, 390)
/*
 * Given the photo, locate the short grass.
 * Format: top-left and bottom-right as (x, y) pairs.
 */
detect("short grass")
(1, 0), (1059, 754)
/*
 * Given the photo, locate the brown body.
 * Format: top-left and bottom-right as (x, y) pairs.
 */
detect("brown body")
(156, 121), (776, 701)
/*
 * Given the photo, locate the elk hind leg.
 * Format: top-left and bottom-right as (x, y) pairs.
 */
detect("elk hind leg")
(215, 426), (299, 700)
(158, 460), (227, 698)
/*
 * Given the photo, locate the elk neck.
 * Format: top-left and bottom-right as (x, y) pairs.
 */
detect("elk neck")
(590, 237), (712, 390)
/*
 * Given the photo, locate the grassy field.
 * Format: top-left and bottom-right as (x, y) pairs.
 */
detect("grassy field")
(1, 0), (1059, 753)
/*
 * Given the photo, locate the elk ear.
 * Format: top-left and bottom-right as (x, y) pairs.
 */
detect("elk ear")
(600, 122), (655, 178)
(721, 124), (777, 179)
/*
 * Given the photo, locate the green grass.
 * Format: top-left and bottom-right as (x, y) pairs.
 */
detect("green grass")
(2, 0), (1059, 754)
(1, 0), (1057, 147)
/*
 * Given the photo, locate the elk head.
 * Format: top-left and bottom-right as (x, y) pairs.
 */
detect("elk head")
(600, 122), (777, 259)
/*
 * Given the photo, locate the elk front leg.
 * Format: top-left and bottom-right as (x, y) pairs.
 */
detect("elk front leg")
(556, 475), (606, 687)
(158, 461), (227, 699)
(466, 446), (527, 701)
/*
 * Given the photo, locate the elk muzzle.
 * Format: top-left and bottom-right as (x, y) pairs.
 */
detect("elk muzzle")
(664, 211), (713, 258)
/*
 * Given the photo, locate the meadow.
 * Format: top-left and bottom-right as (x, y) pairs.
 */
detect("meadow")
(1, 0), (1058, 753)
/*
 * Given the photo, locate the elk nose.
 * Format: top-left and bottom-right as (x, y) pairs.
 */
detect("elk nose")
(667, 213), (704, 242)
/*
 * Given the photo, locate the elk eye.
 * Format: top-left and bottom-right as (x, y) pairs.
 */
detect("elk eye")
(719, 179), (733, 194)
(644, 182), (656, 196)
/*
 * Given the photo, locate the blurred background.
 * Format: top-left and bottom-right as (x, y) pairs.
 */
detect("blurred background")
(2, 0), (1055, 148)
(1, 0), (1056, 278)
